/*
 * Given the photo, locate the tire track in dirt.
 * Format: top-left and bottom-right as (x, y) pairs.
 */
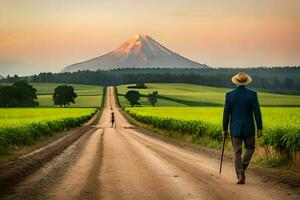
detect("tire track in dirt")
(48, 129), (104, 200)
(78, 128), (104, 200)
(0, 129), (95, 200)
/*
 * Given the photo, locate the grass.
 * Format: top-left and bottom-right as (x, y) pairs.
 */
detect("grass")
(0, 83), (104, 158)
(3, 83), (103, 107)
(119, 83), (300, 153)
(38, 95), (102, 107)
(117, 83), (300, 107)
(125, 107), (300, 153)
(255, 157), (289, 168)
(0, 108), (98, 155)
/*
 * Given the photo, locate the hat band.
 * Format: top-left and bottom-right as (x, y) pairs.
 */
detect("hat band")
(236, 77), (247, 82)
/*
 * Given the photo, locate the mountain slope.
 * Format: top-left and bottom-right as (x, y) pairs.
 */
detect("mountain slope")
(63, 34), (209, 72)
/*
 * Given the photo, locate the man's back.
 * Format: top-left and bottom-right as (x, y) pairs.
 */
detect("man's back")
(223, 86), (262, 137)
(222, 72), (263, 184)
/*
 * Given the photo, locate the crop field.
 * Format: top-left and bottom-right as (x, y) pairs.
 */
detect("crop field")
(34, 83), (103, 107)
(126, 107), (300, 153)
(119, 83), (300, 153)
(32, 83), (102, 95)
(2, 83), (103, 107)
(0, 108), (97, 155)
(38, 94), (102, 107)
(117, 83), (300, 107)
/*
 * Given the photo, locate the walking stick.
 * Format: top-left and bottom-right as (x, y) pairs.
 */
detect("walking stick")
(219, 136), (227, 174)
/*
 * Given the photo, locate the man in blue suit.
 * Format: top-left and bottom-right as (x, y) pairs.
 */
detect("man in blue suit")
(222, 72), (263, 184)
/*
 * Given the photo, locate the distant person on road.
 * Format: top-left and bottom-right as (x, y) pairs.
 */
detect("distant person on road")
(111, 111), (115, 128)
(222, 72), (262, 184)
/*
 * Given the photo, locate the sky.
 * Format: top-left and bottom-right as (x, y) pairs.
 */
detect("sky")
(0, 0), (299, 76)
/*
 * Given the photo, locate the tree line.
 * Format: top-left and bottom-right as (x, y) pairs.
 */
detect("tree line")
(125, 90), (158, 107)
(2, 67), (300, 94)
(0, 81), (38, 107)
(0, 81), (78, 107)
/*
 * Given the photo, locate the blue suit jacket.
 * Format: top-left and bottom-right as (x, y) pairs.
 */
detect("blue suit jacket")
(223, 86), (262, 137)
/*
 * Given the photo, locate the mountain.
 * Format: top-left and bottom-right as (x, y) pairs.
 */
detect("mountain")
(0, 75), (4, 80)
(63, 34), (209, 72)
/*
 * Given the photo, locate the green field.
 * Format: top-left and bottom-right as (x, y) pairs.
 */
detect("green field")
(38, 94), (102, 107)
(126, 107), (300, 152)
(117, 83), (300, 107)
(2, 83), (103, 107)
(0, 83), (102, 155)
(119, 83), (300, 156)
(0, 108), (97, 155)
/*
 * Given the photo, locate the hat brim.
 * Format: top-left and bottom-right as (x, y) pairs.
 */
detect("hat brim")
(231, 74), (252, 86)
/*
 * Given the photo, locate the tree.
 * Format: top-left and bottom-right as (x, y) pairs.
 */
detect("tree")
(136, 76), (147, 88)
(272, 77), (281, 90)
(0, 86), (19, 107)
(53, 85), (77, 107)
(296, 81), (300, 91)
(2, 67), (300, 94)
(125, 90), (141, 106)
(13, 81), (39, 107)
(0, 81), (38, 107)
(259, 78), (270, 89)
(148, 91), (158, 107)
(283, 78), (295, 90)
(136, 82), (147, 88)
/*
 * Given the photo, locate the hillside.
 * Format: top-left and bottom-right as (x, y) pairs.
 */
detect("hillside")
(63, 34), (209, 72)
(117, 83), (300, 107)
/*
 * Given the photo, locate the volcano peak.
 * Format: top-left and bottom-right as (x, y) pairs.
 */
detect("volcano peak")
(133, 34), (148, 39)
(63, 34), (209, 72)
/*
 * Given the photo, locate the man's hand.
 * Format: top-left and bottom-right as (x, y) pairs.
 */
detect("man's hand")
(222, 131), (229, 138)
(257, 130), (263, 138)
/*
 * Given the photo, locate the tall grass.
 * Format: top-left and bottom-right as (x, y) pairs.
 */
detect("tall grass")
(0, 108), (97, 155)
(125, 107), (300, 154)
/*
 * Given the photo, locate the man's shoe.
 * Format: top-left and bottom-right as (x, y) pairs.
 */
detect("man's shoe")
(236, 171), (245, 184)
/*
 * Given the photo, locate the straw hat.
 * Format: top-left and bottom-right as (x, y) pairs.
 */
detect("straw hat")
(231, 72), (252, 86)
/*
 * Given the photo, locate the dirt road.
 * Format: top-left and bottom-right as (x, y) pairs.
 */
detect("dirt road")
(1, 87), (298, 200)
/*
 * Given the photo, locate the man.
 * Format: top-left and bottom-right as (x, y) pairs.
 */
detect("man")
(111, 111), (115, 128)
(222, 72), (262, 184)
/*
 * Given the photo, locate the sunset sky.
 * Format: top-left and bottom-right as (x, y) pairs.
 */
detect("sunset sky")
(0, 0), (299, 76)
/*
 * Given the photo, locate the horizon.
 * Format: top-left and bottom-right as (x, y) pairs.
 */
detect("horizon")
(1, 0), (300, 76)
